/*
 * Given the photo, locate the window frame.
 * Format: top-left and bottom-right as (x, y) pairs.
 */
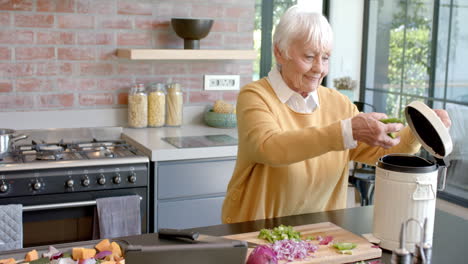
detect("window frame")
(360, 0), (468, 207)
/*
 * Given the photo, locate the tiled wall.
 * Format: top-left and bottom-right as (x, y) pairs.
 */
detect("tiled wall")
(0, 0), (254, 111)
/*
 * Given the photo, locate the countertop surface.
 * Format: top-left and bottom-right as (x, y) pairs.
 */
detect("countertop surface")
(1, 206), (465, 263)
(187, 206), (468, 264)
(122, 124), (238, 162)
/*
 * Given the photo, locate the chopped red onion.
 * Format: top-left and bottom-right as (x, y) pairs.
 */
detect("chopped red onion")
(247, 245), (278, 264)
(43, 246), (60, 258)
(317, 235), (334, 245)
(50, 252), (63, 260)
(78, 258), (96, 264)
(94, 250), (112, 260)
(271, 239), (318, 262)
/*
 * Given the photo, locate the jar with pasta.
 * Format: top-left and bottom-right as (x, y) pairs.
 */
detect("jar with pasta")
(127, 83), (148, 128)
(165, 83), (183, 127)
(147, 82), (166, 127)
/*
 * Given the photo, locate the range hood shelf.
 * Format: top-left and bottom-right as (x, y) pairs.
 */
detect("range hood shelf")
(117, 49), (256, 60)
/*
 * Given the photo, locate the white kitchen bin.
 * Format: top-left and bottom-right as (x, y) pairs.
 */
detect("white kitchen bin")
(374, 154), (438, 251)
(372, 101), (453, 251)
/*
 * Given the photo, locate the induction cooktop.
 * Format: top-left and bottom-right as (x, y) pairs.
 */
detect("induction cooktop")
(161, 134), (238, 148)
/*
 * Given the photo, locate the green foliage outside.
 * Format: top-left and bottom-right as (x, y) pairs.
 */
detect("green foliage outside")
(386, 0), (432, 119)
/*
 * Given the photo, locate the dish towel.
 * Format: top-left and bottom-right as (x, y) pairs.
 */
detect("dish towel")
(96, 195), (141, 239)
(0, 204), (23, 251)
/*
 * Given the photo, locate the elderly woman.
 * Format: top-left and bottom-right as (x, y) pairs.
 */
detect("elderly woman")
(221, 5), (451, 224)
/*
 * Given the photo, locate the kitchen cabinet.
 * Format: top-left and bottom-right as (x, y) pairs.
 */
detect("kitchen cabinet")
(116, 49), (256, 60)
(154, 156), (236, 230)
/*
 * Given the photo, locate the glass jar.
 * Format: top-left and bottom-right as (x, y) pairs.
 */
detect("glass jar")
(127, 83), (148, 128)
(165, 83), (183, 127)
(147, 82), (166, 127)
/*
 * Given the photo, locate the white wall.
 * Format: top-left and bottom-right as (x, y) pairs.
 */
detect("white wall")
(327, 0), (364, 102)
(298, 0), (322, 13)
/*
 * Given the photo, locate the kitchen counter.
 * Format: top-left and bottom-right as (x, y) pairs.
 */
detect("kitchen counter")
(1, 206), (464, 263)
(122, 124), (238, 161)
(187, 206), (467, 264)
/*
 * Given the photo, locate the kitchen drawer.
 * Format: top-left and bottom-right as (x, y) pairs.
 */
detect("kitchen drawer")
(157, 196), (224, 229)
(157, 157), (236, 199)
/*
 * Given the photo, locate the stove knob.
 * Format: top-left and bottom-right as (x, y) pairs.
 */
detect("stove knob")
(66, 179), (74, 188)
(113, 174), (121, 184)
(32, 181), (42, 191)
(128, 172), (137, 183)
(98, 175), (106, 185)
(0, 183), (8, 193)
(82, 177), (90, 187)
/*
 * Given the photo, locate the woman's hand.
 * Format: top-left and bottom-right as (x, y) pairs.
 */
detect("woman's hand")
(351, 112), (404, 149)
(434, 109), (451, 128)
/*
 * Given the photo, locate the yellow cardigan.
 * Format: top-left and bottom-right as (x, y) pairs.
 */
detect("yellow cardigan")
(221, 78), (421, 224)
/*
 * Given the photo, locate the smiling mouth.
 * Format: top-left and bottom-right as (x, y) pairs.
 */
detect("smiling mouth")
(305, 76), (320, 82)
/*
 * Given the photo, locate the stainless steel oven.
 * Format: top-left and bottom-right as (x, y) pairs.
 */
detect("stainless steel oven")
(0, 127), (149, 248)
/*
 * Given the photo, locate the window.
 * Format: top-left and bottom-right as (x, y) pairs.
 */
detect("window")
(362, 0), (468, 206)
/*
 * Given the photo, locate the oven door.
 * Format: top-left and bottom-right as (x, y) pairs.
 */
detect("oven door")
(0, 188), (148, 248)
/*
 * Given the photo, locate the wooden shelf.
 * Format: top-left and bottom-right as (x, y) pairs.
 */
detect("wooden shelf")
(117, 49), (257, 60)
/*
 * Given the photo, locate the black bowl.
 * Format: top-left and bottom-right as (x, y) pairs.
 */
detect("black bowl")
(171, 18), (214, 49)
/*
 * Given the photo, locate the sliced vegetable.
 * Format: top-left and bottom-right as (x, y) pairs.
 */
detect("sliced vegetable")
(317, 235), (333, 245)
(380, 118), (404, 138)
(43, 246), (60, 259)
(246, 245), (278, 264)
(78, 258), (97, 264)
(57, 258), (77, 264)
(258, 225), (301, 243)
(338, 250), (354, 255)
(333, 242), (357, 251)
(94, 251), (112, 260)
(379, 118), (404, 124)
(50, 252), (64, 260)
(305, 236), (316, 240)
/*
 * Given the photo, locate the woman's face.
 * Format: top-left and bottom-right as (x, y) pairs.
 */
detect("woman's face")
(275, 38), (330, 96)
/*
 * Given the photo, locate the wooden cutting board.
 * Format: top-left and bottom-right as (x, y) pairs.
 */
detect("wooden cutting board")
(223, 222), (382, 264)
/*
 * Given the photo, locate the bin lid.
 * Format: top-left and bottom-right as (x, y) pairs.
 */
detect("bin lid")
(404, 101), (452, 159)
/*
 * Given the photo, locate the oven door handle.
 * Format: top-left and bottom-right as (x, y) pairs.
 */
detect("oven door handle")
(22, 196), (142, 212)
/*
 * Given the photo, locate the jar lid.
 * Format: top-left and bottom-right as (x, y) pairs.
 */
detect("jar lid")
(167, 83), (181, 92)
(404, 101), (452, 159)
(149, 82), (165, 91)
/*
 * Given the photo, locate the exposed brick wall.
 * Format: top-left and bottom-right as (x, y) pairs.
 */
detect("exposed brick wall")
(0, 0), (254, 111)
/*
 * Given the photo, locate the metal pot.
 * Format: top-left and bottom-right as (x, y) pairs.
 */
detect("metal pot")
(0, 129), (28, 158)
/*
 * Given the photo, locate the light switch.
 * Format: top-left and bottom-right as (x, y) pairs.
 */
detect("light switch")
(204, 75), (240, 91)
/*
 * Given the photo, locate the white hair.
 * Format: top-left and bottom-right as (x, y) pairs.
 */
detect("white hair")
(273, 5), (333, 59)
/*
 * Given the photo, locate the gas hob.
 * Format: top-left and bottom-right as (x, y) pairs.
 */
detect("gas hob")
(0, 127), (149, 172)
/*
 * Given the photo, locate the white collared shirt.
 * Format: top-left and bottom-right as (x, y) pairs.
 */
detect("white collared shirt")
(267, 65), (320, 113)
(267, 66), (357, 149)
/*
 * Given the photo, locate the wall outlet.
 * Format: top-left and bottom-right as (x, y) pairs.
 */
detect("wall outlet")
(204, 75), (240, 91)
